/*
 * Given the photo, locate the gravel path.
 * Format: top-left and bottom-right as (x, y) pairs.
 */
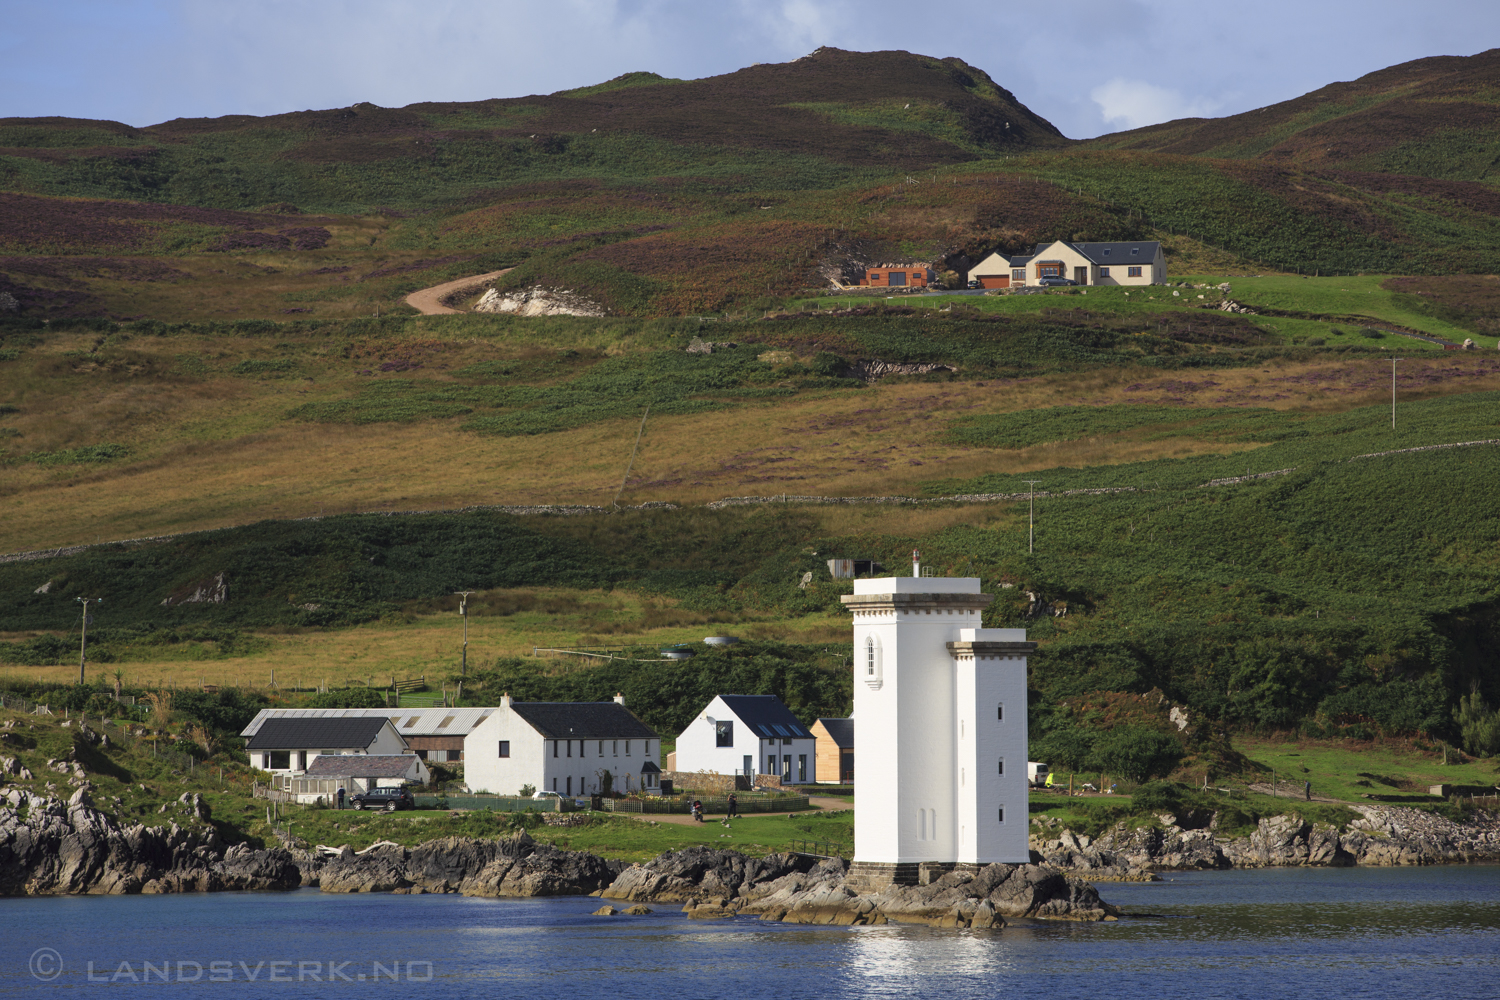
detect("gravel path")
(403, 268), (512, 315)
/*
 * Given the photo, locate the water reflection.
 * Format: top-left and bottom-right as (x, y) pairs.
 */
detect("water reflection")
(0, 868), (1497, 999)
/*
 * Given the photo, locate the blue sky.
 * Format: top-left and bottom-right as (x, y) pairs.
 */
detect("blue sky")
(3, 1), (1497, 139)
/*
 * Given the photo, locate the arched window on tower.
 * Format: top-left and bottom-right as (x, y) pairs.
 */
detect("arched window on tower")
(863, 635), (883, 689)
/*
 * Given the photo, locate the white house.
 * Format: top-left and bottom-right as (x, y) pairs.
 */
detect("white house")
(463, 694), (661, 798)
(969, 241), (1164, 288)
(242, 707), (496, 763)
(675, 695), (817, 785)
(244, 716), (413, 774)
(841, 568), (1034, 890)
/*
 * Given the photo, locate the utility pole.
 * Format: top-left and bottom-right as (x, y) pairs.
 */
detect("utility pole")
(75, 597), (102, 685)
(1022, 481), (1043, 554)
(457, 592), (471, 678)
(1389, 358), (1404, 430)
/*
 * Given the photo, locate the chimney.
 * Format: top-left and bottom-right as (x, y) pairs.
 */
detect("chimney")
(501, 691), (512, 709)
(613, 692), (626, 706)
(912, 548), (921, 578)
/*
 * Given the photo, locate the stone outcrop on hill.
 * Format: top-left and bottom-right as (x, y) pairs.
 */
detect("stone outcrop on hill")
(0, 787), (301, 895)
(473, 286), (605, 317)
(602, 846), (1116, 926)
(1031, 804), (1500, 876)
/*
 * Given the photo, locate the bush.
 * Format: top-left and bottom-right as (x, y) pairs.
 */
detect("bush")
(1088, 725), (1184, 783)
(306, 687), (388, 709)
(1454, 692), (1500, 757)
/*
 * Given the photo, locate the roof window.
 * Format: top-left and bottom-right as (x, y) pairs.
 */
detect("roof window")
(438, 715), (456, 728)
(772, 725), (789, 737)
(403, 717), (419, 728)
(1131, 247), (1139, 255)
(1102, 249), (1110, 256)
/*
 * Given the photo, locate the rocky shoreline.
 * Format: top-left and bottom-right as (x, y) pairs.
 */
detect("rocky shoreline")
(5, 787), (1498, 927)
(1031, 804), (1500, 878)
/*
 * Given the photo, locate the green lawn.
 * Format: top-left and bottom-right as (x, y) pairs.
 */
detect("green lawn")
(1235, 735), (1500, 803)
(1200, 275), (1487, 347)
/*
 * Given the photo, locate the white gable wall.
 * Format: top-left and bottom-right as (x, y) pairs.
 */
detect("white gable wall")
(676, 695), (816, 783)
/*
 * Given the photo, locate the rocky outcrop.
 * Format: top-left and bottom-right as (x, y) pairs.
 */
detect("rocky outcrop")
(0, 787), (301, 895)
(315, 829), (623, 897)
(602, 847), (1116, 927)
(1032, 805), (1500, 874)
(473, 286), (605, 317)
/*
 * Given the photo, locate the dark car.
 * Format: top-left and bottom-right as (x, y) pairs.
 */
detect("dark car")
(350, 787), (415, 811)
(1037, 277), (1077, 287)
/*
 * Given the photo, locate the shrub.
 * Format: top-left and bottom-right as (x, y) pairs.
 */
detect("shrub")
(1088, 725), (1184, 783)
(1454, 692), (1500, 757)
(1359, 328), (1385, 339)
(306, 687), (388, 709)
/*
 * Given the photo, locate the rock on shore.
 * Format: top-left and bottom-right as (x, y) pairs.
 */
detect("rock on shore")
(1031, 805), (1500, 876)
(314, 830), (624, 896)
(0, 787), (301, 895)
(604, 847), (1117, 926)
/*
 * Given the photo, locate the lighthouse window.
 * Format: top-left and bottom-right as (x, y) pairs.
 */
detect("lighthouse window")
(997, 758), (1004, 775)
(866, 640), (875, 676)
(863, 636), (883, 688)
(996, 703), (1004, 721)
(998, 806), (1006, 823)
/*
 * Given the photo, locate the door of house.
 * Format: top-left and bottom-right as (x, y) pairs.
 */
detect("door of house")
(888, 272), (906, 286)
(1074, 266), (1088, 285)
(743, 755), (753, 776)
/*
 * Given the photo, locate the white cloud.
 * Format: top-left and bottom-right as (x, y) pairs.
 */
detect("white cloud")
(1090, 77), (1223, 131)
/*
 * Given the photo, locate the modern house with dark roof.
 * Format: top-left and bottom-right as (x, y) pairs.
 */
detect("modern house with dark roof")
(675, 694), (817, 785)
(241, 707), (497, 763)
(244, 716), (412, 774)
(968, 241), (1164, 288)
(811, 717), (854, 784)
(463, 694), (661, 799)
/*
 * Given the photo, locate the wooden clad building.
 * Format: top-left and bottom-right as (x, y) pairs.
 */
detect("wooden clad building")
(812, 717), (854, 783)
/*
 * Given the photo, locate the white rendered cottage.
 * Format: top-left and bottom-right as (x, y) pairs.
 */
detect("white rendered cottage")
(244, 716), (413, 774)
(464, 694), (661, 798)
(841, 571), (1034, 891)
(969, 241), (1165, 288)
(675, 694), (817, 785)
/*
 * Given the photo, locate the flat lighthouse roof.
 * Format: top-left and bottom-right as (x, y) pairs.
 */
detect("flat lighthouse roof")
(853, 577), (982, 594)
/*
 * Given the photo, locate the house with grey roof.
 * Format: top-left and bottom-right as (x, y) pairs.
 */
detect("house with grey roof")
(244, 716), (412, 775)
(463, 694), (661, 799)
(241, 707), (496, 764)
(675, 694), (817, 785)
(968, 240), (1164, 288)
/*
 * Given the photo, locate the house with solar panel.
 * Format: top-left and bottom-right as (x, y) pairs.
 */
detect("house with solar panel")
(242, 715), (430, 796)
(240, 707), (498, 765)
(463, 693), (662, 799)
(675, 694), (817, 786)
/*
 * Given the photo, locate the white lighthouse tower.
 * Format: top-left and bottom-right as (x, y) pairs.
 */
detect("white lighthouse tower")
(842, 557), (1034, 890)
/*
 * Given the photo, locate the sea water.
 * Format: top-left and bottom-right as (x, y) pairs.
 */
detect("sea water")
(2, 866), (1497, 998)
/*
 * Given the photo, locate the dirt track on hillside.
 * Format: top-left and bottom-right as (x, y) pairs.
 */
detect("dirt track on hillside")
(403, 268), (512, 315)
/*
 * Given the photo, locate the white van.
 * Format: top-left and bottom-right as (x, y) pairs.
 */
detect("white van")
(1028, 762), (1050, 787)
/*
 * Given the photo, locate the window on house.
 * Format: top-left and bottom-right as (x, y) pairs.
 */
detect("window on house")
(767, 755), (776, 776)
(268, 750), (290, 769)
(296, 751), (306, 770)
(1100, 267), (1110, 277)
(1102, 248), (1111, 256)
(625, 740), (632, 756)
(613, 740), (618, 757)
(447, 749), (460, 762)
(782, 754), (792, 779)
(866, 639), (876, 677)
(498, 741), (510, 758)
(415, 749), (428, 760)
(1012, 269), (1025, 282)
(437, 715), (455, 728)
(888, 272), (906, 286)
(1128, 266), (1142, 277)
(646, 740), (652, 757)
(1131, 247), (1139, 255)
(552, 741), (558, 758)
(715, 721), (734, 747)
(566, 740), (572, 757)
(798, 755), (807, 782)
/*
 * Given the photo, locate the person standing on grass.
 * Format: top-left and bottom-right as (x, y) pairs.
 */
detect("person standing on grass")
(1305, 781), (1312, 801)
(728, 793), (739, 819)
(336, 786), (345, 810)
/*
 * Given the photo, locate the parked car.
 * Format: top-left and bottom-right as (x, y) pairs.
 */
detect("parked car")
(350, 786), (415, 811)
(966, 279), (981, 289)
(531, 790), (562, 801)
(1037, 277), (1077, 286)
